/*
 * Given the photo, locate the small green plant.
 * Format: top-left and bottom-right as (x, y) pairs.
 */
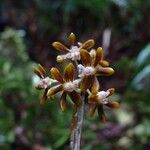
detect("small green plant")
(34, 33), (120, 150)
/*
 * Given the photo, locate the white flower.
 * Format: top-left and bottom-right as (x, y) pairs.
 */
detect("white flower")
(63, 79), (81, 93)
(36, 77), (56, 89)
(57, 45), (81, 61)
(66, 46), (81, 60)
(89, 49), (96, 58)
(97, 90), (110, 104)
(77, 64), (96, 77)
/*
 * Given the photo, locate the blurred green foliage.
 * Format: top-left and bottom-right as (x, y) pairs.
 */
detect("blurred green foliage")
(0, 28), (71, 149)
(116, 43), (150, 149)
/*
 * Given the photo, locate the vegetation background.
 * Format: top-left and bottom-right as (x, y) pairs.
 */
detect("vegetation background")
(0, 0), (150, 149)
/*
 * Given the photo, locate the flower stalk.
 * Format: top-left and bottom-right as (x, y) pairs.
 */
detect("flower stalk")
(70, 99), (84, 150)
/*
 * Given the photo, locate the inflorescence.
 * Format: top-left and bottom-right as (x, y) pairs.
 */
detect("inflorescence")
(34, 33), (120, 123)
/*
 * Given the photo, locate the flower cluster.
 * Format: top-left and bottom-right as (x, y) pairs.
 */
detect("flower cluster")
(34, 33), (120, 122)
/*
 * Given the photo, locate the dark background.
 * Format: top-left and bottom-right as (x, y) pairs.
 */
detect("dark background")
(0, 0), (150, 149)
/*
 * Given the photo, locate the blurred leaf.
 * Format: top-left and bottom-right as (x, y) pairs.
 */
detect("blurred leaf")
(136, 43), (150, 66)
(131, 65), (150, 90)
(53, 131), (69, 149)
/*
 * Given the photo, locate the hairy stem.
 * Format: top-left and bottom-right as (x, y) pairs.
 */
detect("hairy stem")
(70, 99), (84, 150)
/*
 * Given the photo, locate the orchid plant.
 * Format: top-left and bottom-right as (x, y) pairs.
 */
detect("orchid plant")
(34, 33), (120, 150)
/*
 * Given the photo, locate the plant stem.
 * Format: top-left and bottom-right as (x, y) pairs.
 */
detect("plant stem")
(70, 99), (84, 150)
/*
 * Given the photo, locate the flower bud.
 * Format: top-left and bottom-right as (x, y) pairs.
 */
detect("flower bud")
(56, 55), (64, 63)
(68, 32), (76, 44)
